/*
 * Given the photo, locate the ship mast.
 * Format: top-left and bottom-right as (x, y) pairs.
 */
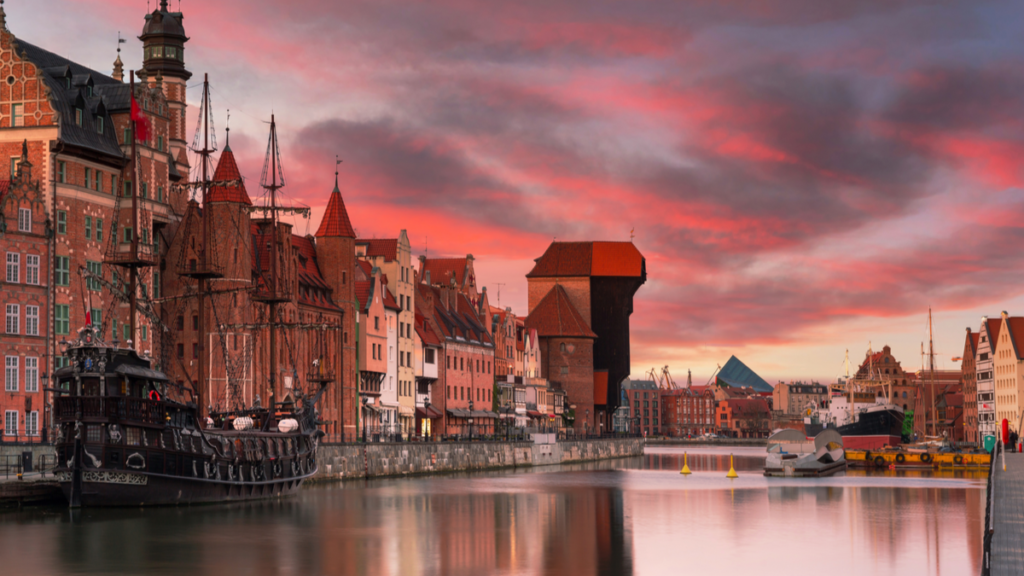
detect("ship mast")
(128, 71), (139, 343)
(197, 74), (212, 414)
(929, 307), (937, 437)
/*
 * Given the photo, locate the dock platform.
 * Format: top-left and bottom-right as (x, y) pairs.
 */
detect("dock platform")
(986, 448), (1024, 576)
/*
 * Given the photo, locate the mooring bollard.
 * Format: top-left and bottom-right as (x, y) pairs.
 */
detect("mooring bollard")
(727, 454), (738, 478)
(680, 452), (691, 475)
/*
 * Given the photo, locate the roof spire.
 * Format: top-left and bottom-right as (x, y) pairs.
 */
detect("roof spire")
(334, 155), (342, 192)
(224, 109), (231, 150)
(113, 32), (126, 82)
(0, 1), (7, 31)
(160, 0), (168, 10)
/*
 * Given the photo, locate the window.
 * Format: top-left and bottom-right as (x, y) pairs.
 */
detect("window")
(26, 411), (38, 437)
(95, 170), (102, 191)
(153, 271), (160, 299)
(97, 117), (104, 134)
(981, 353), (989, 361)
(18, 208), (31, 232)
(25, 358), (38, 392)
(446, 355), (451, 369)
(111, 319), (118, 341)
(22, 254), (38, 285)
(123, 324), (130, 341)
(75, 108), (83, 126)
(176, 315), (184, 330)
(157, 185), (164, 202)
(6, 252), (18, 283)
(123, 180), (131, 197)
(374, 316), (379, 330)
(96, 219), (103, 242)
(123, 127), (131, 144)
(9, 156), (18, 178)
(141, 182), (148, 199)
(57, 210), (66, 234)
(111, 174), (117, 192)
(55, 256), (69, 286)
(560, 366), (568, 375)
(90, 308), (101, 331)
(12, 103), (23, 127)
(85, 216), (92, 240)
(177, 343), (184, 358)
(86, 261), (102, 291)
(192, 343), (198, 359)
(141, 325), (147, 341)
(123, 226), (132, 243)
(460, 358), (464, 371)
(26, 306), (38, 336)
(192, 315), (198, 330)
(85, 168), (91, 188)
(5, 304), (19, 334)
(5, 356), (18, 391)
(55, 304), (69, 335)
(4, 411), (17, 436)
(157, 136), (164, 151)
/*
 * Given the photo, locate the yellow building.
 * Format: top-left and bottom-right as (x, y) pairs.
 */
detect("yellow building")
(993, 312), (1024, 427)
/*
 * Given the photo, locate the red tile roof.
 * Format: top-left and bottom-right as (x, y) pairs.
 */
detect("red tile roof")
(983, 318), (1002, 347)
(421, 257), (468, 287)
(383, 285), (401, 311)
(315, 183), (356, 238)
(527, 241), (644, 278)
(968, 332), (979, 356)
(357, 238), (398, 261)
(524, 285), (597, 338)
(415, 312), (442, 346)
(292, 235), (340, 310)
(208, 148), (251, 205)
(355, 280), (373, 312)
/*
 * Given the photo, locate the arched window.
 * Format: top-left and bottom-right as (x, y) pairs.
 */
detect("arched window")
(560, 343), (566, 353)
(902, 391), (907, 399)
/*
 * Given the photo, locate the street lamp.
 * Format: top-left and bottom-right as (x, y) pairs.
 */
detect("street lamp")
(468, 398), (475, 440)
(424, 398), (431, 441)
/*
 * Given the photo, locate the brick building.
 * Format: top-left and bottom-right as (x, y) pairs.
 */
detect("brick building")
(773, 381), (827, 416)
(961, 327), (979, 444)
(717, 398), (771, 438)
(526, 241), (646, 432)
(660, 386), (716, 437)
(0, 3), (189, 439)
(525, 285), (597, 433)
(416, 277), (496, 436)
(621, 378), (660, 436)
(855, 345), (916, 412)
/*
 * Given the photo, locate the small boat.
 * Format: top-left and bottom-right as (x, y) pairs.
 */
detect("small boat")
(764, 429), (847, 477)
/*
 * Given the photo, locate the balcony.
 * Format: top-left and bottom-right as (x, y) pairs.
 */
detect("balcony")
(176, 257), (224, 279)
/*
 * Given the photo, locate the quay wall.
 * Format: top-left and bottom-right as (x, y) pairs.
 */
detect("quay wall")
(646, 438), (767, 447)
(312, 438), (644, 481)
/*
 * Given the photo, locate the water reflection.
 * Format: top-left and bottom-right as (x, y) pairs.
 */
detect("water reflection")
(0, 447), (983, 576)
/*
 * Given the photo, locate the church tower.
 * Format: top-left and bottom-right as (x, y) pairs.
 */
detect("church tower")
(139, 0), (190, 178)
(315, 177), (357, 440)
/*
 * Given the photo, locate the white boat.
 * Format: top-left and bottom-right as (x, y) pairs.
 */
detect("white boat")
(763, 429), (846, 477)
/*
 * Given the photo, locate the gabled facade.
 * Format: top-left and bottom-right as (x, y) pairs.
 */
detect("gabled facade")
(961, 328), (979, 444)
(993, 312), (1024, 426)
(976, 317), (1002, 441)
(355, 268), (388, 437)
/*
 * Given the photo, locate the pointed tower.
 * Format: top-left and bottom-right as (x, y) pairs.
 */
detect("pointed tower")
(315, 174), (357, 440)
(139, 0), (190, 183)
(207, 137), (252, 281)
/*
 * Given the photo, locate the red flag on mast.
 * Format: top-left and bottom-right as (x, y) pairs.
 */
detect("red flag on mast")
(130, 94), (151, 143)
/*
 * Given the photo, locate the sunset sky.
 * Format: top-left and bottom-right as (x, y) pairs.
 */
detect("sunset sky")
(11, 0), (1024, 384)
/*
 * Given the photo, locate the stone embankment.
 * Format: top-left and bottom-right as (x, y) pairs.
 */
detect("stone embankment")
(312, 437), (644, 481)
(645, 438), (767, 447)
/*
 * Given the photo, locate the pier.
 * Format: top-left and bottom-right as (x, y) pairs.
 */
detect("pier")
(985, 444), (1024, 576)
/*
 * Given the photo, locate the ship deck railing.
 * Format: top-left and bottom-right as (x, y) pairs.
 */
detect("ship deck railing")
(55, 396), (165, 426)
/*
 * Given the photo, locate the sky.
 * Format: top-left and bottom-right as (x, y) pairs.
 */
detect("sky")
(9, 0), (1024, 384)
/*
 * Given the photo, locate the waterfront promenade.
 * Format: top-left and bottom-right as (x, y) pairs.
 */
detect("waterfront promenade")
(990, 450), (1024, 576)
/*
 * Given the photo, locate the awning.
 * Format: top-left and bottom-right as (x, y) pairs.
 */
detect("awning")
(399, 405), (416, 417)
(447, 409), (471, 418)
(363, 403), (382, 413)
(527, 410), (545, 418)
(416, 406), (443, 419)
(472, 410), (498, 419)
(115, 364), (169, 381)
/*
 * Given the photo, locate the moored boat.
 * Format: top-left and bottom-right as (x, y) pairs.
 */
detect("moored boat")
(764, 429), (846, 477)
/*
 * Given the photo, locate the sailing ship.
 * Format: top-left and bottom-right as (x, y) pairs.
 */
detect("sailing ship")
(51, 73), (328, 506)
(804, 348), (905, 450)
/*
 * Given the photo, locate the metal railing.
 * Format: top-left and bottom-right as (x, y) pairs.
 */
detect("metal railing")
(981, 438), (1001, 576)
(0, 452), (56, 479)
(55, 396), (164, 425)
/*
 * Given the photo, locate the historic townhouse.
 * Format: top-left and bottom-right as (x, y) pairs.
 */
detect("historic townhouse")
(357, 233), (415, 435)
(354, 265), (389, 437)
(1, 147), (47, 440)
(416, 277), (495, 436)
(412, 307), (442, 437)
(975, 317), (1002, 441)
(993, 312), (1024, 427)
(961, 327), (979, 444)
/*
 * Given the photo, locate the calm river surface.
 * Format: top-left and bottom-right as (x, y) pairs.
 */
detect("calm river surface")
(0, 446), (984, 576)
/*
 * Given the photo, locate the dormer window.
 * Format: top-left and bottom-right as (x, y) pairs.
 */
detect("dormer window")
(65, 77), (71, 89)
(86, 85), (93, 97)
(97, 117), (104, 134)
(75, 108), (83, 126)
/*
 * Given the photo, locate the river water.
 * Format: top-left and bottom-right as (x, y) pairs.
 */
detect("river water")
(0, 446), (984, 576)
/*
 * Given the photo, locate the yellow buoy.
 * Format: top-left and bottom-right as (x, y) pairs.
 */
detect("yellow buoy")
(726, 454), (738, 478)
(680, 452), (692, 475)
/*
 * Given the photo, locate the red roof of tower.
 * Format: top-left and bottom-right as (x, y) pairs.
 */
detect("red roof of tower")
(208, 148), (251, 204)
(524, 285), (597, 338)
(315, 183), (356, 238)
(527, 241), (644, 278)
